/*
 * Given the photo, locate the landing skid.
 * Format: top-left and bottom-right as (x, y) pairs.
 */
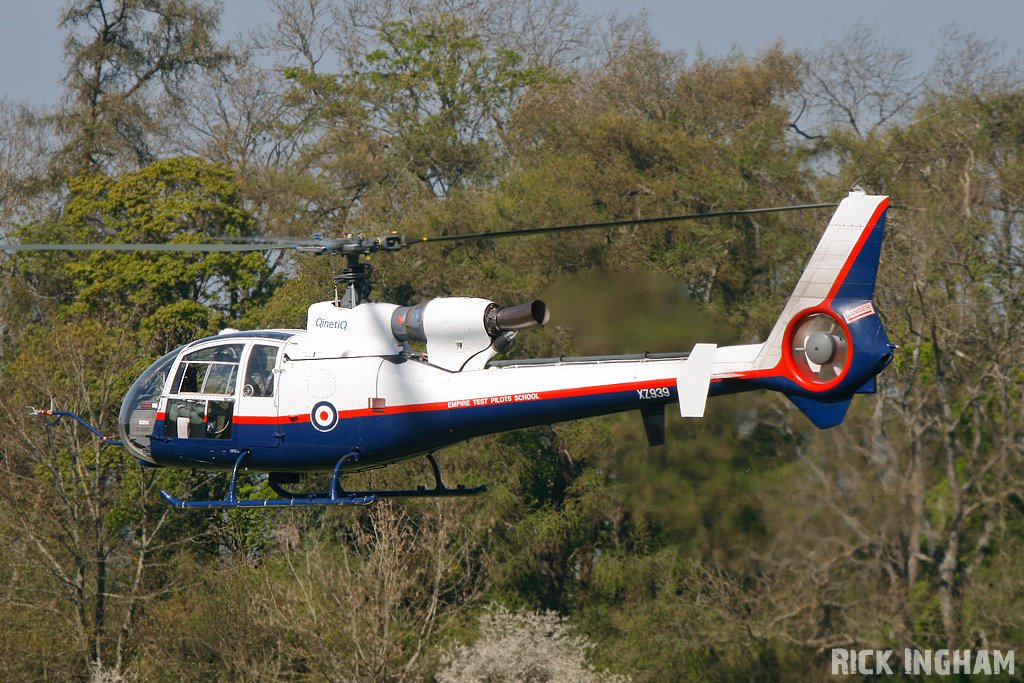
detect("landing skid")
(159, 452), (486, 509)
(268, 453), (486, 500)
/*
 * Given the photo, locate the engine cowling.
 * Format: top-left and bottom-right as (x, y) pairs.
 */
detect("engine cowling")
(391, 297), (548, 371)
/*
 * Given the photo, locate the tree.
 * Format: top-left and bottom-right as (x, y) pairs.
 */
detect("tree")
(133, 499), (491, 682)
(748, 44), (1024, 656)
(6, 4), (1024, 678)
(279, 11), (554, 202)
(0, 156), (276, 680)
(0, 318), (179, 680)
(795, 24), (922, 142)
(10, 156), (276, 351)
(59, 0), (229, 172)
(860, 86), (1024, 649)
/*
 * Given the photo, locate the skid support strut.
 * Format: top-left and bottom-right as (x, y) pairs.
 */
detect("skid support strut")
(160, 452), (376, 509)
(343, 453), (486, 499)
(268, 453), (487, 501)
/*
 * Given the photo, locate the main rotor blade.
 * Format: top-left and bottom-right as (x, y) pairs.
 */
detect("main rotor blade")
(0, 202), (838, 254)
(0, 242), (293, 252)
(408, 202), (838, 245)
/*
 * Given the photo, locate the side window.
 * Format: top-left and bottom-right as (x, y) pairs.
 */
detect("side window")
(171, 344), (244, 396)
(243, 344), (279, 398)
(164, 399), (206, 439)
(164, 398), (234, 440)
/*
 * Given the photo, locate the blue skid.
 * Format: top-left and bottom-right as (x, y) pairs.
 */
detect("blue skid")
(159, 490), (376, 508)
(160, 450), (376, 509)
(159, 451), (485, 509)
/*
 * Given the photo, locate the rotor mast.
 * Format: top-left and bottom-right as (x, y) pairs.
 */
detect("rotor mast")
(296, 233), (405, 308)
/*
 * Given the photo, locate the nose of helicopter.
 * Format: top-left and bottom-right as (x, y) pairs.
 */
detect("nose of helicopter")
(118, 347), (182, 464)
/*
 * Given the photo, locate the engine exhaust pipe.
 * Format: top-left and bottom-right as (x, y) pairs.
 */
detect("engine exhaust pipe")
(486, 300), (550, 334)
(391, 298), (550, 344)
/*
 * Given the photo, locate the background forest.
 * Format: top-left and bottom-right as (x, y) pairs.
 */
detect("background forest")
(0, 1), (1022, 681)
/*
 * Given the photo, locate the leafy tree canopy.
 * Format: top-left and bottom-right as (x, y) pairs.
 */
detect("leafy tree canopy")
(11, 156), (276, 351)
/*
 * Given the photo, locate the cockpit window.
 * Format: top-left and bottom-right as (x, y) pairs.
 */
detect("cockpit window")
(172, 343), (243, 395)
(183, 345), (242, 363)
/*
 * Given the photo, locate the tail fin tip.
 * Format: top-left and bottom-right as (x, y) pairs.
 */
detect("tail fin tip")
(788, 394), (852, 429)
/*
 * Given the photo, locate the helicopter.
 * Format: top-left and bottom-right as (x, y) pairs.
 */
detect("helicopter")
(5, 189), (894, 508)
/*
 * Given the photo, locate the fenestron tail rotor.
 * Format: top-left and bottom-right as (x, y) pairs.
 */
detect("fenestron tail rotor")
(790, 312), (849, 383)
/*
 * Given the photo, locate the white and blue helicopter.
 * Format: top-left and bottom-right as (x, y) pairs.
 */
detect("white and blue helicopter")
(7, 189), (895, 508)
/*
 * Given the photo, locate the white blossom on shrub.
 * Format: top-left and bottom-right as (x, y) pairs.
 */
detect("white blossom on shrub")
(437, 604), (629, 683)
(90, 665), (133, 683)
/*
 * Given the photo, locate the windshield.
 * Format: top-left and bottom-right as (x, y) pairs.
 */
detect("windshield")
(171, 344), (244, 395)
(118, 346), (182, 462)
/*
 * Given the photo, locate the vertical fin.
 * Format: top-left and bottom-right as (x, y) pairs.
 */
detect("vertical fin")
(640, 405), (665, 447)
(753, 191), (890, 372)
(677, 343), (717, 417)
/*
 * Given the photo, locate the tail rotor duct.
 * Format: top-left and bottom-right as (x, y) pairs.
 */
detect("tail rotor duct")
(791, 312), (849, 383)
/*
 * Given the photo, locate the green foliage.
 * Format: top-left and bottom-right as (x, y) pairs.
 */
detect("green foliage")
(278, 9), (560, 221)
(0, 311), (221, 679)
(499, 46), (818, 324)
(60, 0), (229, 171)
(357, 14), (556, 193)
(12, 156), (277, 350)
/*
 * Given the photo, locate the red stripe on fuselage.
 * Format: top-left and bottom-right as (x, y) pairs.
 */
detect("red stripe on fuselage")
(229, 376), (679, 424)
(234, 414), (307, 425)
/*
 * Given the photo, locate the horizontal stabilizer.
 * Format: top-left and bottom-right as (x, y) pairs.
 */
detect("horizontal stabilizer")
(788, 394), (852, 429)
(677, 343), (717, 417)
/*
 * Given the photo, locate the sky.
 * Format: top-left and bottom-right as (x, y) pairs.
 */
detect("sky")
(1, 0), (1022, 107)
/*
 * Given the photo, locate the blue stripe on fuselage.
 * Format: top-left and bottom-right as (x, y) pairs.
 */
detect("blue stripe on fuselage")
(154, 384), (683, 472)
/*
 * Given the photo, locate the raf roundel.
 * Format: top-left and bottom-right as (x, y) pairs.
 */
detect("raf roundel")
(310, 401), (339, 432)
